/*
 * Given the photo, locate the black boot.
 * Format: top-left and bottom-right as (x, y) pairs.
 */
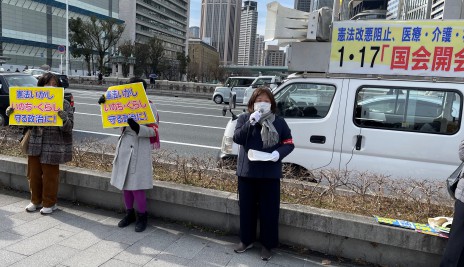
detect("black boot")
(118, 209), (136, 228)
(135, 212), (148, 232)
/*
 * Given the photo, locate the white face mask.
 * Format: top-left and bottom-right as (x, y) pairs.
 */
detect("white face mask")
(254, 102), (271, 113)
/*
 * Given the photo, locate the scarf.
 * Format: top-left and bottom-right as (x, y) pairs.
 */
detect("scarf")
(257, 112), (279, 148)
(122, 101), (160, 150)
(149, 100), (160, 149)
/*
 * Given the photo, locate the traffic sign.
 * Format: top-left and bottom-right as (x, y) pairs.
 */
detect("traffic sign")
(57, 45), (66, 54)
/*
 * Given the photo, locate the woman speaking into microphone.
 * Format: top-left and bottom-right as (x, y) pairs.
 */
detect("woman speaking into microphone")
(232, 86), (294, 261)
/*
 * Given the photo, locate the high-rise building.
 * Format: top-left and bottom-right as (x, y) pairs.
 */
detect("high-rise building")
(254, 34), (265, 66)
(430, 0), (445, 18)
(403, 0), (431, 19)
(295, 0), (312, 12)
(200, 0), (242, 65)
(119, 0), (189, 59)
(237, 1), (258, 66)
(387, 0), (404, 19)
(265, 45), (285, 66)
(189, 26), (200, 39)
(310, 0), (333, 11)
(0, 0), (120, 73)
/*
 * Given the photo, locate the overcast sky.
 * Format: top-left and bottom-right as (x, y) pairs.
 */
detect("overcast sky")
(188, 0), (295, 36)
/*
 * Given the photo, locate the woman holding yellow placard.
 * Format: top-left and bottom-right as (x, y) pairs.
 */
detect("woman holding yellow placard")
(98, 77), (160, 232)
(5, 72), (73, 215)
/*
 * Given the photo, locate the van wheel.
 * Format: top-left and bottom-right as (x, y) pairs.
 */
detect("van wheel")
(213, 95), (223, 104)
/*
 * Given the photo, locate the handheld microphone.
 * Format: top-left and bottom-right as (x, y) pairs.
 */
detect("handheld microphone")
(251, 108), (264, 123)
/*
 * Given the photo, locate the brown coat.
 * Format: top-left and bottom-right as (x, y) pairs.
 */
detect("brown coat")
(27, 100), (73, 165)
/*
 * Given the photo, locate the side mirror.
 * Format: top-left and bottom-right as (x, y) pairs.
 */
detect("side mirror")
(229, 92), (236, 109)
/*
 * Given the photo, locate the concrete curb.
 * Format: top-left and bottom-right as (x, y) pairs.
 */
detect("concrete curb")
(0, 155), (446, 267)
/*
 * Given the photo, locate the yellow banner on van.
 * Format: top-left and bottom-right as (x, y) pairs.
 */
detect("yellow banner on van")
(101, 82), (155, 128)
(329, 20), (464, 78)
(9, 87), (64, 126)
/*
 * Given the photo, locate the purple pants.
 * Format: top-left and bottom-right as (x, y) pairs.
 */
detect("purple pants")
(123, 190), (147, 213)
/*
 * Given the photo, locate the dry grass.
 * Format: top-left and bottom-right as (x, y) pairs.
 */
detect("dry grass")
(0, 127), (454, 223)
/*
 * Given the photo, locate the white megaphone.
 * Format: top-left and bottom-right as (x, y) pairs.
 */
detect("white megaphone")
(265, 2), (333, 43)
(264, 2), (310, 42)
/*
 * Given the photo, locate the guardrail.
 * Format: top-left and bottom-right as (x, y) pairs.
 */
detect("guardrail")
(0, 154), (446, 267)
(68, 76), (220, 99)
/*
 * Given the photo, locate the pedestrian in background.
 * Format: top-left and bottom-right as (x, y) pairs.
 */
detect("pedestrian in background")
(5, 73), (73, 214)
(441, 139), (464, 266)
(98, 77), (160, 232)
(232, 87), (294, 261)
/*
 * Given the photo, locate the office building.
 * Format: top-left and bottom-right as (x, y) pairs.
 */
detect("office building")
(188, 39), (219, 82)
(295, 0), (312, 12)
(403, 0), (431, 19)
(254, 34), (265, 66)
(200, 0), (241, 65)
(430, 0), (445, 18)
(265, 45), (285, 66)
(119, 0), (189, 59)
(237, 1), (258, 66)
(0, 0), (120, 74)
(387, 0), (404, 19)
(310, 0), (333, 11)
(189, 26), (200, 39)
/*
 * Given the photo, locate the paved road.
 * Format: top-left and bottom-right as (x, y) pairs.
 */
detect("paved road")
(69, 89), (236, 159)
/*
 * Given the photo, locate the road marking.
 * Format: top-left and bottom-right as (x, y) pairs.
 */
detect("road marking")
(74, 112), (226, 129)
(73, 129), (221, 150)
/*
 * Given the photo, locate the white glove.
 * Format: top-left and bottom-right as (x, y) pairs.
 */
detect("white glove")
(249, 110), (262, 125)
(271, 151), (280, 162)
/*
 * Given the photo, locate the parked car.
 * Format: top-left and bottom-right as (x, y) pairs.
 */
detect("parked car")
(0, 73), (74, 126)
(23, 69), (69, 88)
(212, 76), (255, 104)
(23, 69), (73, 111)
(242, 75), (282, 104)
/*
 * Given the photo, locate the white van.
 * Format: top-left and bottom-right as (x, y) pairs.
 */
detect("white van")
(242, 75), (282, 105)
(212, 76), (255, 104)
(220, 73), (463, 180)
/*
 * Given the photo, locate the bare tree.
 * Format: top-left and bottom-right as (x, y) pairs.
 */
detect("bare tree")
(69, 17), (93, 75)
(134, 43), (151, 77)
(86, 16), (125, 74)
(147, 37), (165, 76)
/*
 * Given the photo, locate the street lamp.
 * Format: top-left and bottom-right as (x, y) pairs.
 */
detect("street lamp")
(65, 0), (69, 76)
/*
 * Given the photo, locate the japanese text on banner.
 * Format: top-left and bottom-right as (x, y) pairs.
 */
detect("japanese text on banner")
(329, 20), (464, 77)
(101, 82), (156, 128)
(9, 87), (64, 126)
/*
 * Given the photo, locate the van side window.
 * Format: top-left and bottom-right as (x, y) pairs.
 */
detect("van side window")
(354, 87), (461, 134)
(274, 83), (336, 119)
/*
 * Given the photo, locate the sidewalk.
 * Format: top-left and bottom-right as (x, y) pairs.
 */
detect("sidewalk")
(0, 188), (368, 267)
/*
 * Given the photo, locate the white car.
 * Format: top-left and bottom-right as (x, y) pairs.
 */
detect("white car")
(212, 76), (255, 104)
(242, 76), (282, 105)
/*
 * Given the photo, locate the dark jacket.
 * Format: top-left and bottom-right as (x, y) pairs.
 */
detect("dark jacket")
(233, 113), (294, 179)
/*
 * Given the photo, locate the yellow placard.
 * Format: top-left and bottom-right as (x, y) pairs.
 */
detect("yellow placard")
(329, 20), (464, 77)
(9, 87), (64, 126)
(101, 82), (156, 128)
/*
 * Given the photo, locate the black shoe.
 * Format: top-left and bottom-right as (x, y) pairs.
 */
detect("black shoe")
(261, 247), (272, 261)
(234, 242), (253, 253)
(118, 209), (136, 228)
(135, 212), (148, 232)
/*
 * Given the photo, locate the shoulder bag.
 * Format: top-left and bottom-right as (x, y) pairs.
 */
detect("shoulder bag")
(20, 129), (31, 154)
(447, 161), (464, 199)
